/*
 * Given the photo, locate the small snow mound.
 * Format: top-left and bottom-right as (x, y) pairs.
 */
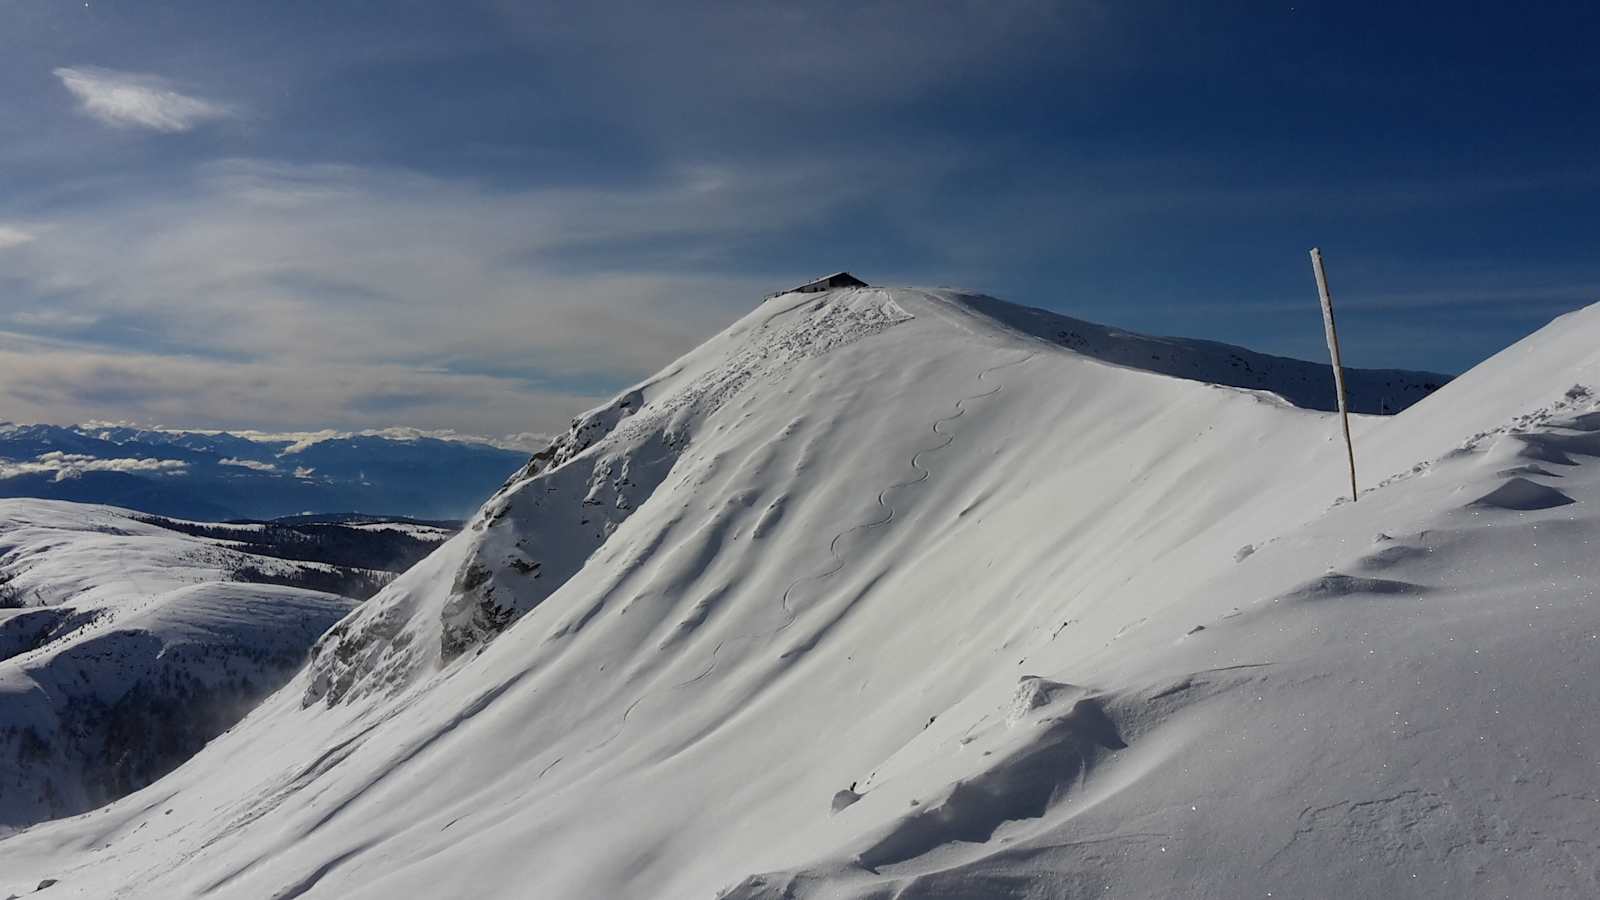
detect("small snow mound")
(1494, 464), (1562, 479)
(1469, 477), (1576, 511)
(1550, 409), (1600, 432)
(830, 789), (862, 813)
(856, 694), (1125, 870)
(1355, 543), (1431, 571)
(750, 496), (787, 540)
(1282, 572), (1430, 602)
(1004, 676), (1080, 726)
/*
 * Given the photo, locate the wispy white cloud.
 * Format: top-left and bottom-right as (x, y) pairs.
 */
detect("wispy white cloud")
(272, 427), (551, 454)
(0, 329), (611, 440)
(498, 431), (556, 452)
(54, 66), (233, 132)
(2, 158), (783, 376)
(81, 421), (553, 453)
(0, 225), (35, 249)
(9, 309), (100, 329)
(0, 451), (188, 482)
(0, 156), (930, 433)
(217, 457), (278, 472)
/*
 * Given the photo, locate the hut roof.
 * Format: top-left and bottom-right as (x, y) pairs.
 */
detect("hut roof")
(766, 271), (869, 300)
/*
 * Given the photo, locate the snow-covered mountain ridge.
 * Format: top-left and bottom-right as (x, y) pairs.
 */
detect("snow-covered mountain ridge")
(916, 292), (1449, 413)
(3, 287), (1597, 899)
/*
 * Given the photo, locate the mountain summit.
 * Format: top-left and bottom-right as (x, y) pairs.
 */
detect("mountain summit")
(4, 287), (1596, 900)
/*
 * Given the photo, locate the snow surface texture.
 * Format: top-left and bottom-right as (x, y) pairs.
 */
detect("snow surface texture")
(2, 287), (1597, 899)
(0, 501), (356, 832)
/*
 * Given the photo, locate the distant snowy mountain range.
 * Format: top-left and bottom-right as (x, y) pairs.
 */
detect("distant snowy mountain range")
(0, 424), (533, 521)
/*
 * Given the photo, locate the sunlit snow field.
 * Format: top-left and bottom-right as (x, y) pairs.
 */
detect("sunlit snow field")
(2, 287), (1597, 899)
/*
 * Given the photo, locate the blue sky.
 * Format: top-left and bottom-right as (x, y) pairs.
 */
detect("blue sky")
(2, 1), (1597, 436)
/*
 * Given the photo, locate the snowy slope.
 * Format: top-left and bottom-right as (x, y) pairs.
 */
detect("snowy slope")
(0, 501), (356, 832)
(1, 288), (1595, 899)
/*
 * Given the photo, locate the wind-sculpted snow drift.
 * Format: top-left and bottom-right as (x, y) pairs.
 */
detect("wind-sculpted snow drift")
(3, 287), (1598, 899)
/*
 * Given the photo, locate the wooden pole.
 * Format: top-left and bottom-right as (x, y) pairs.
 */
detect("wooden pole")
(1310, 248), (1358, 502)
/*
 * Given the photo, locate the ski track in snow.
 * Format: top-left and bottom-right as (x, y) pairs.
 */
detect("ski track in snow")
(573, 350), (1036, 763)
(778, 350), (1039, 625)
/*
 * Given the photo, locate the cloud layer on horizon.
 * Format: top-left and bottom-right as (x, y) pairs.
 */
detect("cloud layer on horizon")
(0, 450), (188, 482)
(0, 154), (908, 434)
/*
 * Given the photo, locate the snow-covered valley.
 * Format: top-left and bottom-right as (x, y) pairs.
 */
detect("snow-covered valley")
(1, 286), (1596, 898)
(0, 504), (452, 834)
